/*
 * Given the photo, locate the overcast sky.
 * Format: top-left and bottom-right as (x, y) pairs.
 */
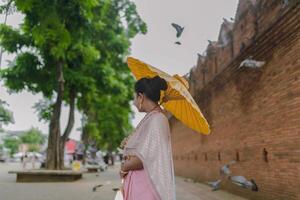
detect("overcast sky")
(0, 0), (238, 140)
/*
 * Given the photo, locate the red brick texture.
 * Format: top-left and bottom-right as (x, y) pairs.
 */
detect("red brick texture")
(171, 1), (300, 200)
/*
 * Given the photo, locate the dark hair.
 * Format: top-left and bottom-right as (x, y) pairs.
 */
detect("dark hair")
(135, 76), (168, 102)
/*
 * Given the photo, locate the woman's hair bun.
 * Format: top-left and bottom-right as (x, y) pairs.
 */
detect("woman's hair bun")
(151, 76), (168, 91)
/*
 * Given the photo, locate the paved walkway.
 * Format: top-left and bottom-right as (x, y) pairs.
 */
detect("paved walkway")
(0, 162), (247, 200)
(176, 177), (247, 200)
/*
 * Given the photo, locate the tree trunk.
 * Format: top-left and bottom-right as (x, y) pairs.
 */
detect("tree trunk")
(46, 61), (64, 170)
(81, 125), (89, 165)
(59, 87), (76, 168)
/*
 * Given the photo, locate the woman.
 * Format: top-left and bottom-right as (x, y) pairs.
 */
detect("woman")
(119, 76), (176, 200)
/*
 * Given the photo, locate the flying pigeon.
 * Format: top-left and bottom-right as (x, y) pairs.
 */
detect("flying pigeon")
(220, 160), (236, 176)
(239, 57), (266, 68)
(171, 23), (184, 38)
(208, 179), (222, 191)
(229, 176), (259, 191)
(175, 41), (182, 45)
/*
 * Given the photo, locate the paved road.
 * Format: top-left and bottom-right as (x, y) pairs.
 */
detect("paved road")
(0, 162), (247, 200)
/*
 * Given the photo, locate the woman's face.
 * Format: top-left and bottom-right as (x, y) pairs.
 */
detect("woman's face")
(133, 92), (144, 112)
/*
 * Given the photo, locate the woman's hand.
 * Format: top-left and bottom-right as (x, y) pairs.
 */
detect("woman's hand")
(119, 155), (143, 179)
(119, 170), (128, 179)
(122, 155), (143, 171)
(119, 162), (128, 178)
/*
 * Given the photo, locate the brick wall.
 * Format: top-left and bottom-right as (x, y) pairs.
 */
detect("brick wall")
(232, 1), (257, 57)
(171, 1), (300, 200)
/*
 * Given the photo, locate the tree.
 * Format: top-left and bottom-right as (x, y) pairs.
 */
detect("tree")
(20, 127), (46, 145)
(82, 89), (134, 152)
(0, 0), (146, 169)
(4, 137), (20, 155)
(0, 100), (14, 126)
(0, 0), (16, 68)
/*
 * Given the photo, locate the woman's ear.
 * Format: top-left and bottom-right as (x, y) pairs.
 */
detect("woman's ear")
(137, 93), (143, 102)
(137, 92), (142, 99)
(136, 93), (143, 111)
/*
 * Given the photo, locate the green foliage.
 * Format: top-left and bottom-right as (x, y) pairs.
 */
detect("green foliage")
(0, 0), (146, 152)
(0, 24), (31, 53)
(0, 100), (14, 125)
(20, 127), (46, 145)
(32, 99), (54, 123)
(28, 144), (39, 152)
(4, 137), (20, 155)
(82, 89), (134, 151)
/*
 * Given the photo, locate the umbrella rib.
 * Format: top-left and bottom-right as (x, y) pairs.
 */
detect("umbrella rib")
(189, 100), (203, 134)
(187, 101), (199, 133)
(182, 99), (190, 130)
(170, 100), (180, 123)
(178, 99), (184, 126)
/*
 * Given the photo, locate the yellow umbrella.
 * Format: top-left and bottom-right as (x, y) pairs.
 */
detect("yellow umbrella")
(127, 57), (210, 135)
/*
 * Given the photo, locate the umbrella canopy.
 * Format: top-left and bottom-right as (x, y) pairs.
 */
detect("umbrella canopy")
(127, 57), (210, 135)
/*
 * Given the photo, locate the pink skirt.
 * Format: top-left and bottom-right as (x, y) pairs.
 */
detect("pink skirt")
(123, 169), (160, 200)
